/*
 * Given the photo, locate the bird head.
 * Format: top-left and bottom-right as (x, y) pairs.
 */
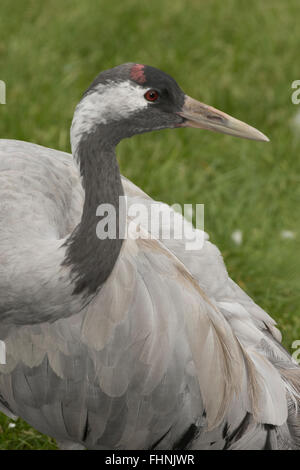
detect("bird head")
(71, 63), (269, 153)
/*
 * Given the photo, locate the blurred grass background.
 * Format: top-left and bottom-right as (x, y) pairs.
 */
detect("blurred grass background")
(0, 0), (300, 449)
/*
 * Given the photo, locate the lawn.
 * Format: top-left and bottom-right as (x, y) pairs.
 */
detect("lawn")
(0, 0), (299, 450)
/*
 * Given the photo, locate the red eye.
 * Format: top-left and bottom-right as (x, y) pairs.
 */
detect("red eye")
(144, 89), (159, 102)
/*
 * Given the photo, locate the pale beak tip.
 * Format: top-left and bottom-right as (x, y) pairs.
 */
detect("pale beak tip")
(256, 131), (270, 143)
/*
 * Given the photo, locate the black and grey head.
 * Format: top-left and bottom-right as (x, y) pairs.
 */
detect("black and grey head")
(71, 63), (187, 153)
(87, 62), (186, 116)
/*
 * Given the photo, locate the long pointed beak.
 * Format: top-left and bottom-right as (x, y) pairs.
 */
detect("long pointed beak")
(178, 95), (269, 142)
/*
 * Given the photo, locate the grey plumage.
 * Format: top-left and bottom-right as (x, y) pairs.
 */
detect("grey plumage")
(0, 64), (299, 450)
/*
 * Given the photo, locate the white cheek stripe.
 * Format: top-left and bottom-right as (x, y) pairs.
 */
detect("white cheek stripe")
(71, 80), (149, 155)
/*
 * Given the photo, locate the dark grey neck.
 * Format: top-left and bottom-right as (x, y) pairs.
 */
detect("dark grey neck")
(64, 130), (124, 295)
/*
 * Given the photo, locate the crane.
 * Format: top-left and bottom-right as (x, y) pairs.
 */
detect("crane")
(0, 63), (299, 449)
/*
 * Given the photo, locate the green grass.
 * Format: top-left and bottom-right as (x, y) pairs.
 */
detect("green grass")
(0, 0), (300, 449)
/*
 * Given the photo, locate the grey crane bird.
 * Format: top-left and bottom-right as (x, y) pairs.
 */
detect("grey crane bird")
(0, 63), (299, 450)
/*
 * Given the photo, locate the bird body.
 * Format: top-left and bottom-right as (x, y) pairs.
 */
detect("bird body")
(0, 64), (299, 449)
